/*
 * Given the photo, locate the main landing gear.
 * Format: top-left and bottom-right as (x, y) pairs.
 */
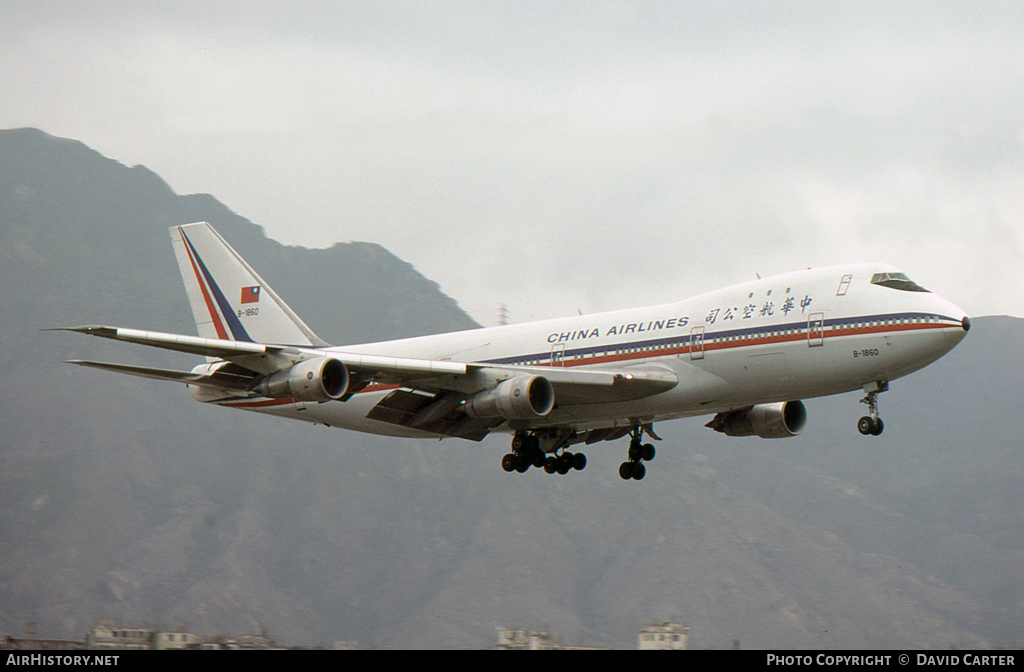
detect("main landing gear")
(619, 425), (657, 481)
(857, 381), (888, 436)
(501, 432), (586, 475)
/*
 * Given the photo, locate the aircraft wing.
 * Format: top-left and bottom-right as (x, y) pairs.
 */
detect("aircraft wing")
(50, 325), (468, 378)
(52, 325), (675, 398)
(55, 324), (679, 438)
(54, 325), (274, 358)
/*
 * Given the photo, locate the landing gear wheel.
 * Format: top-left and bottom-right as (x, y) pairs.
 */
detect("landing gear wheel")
(857, 416), (885, 436)
(641, 443), (656, 461)
(572, 452), (587, 471)
(501, 453), (516, 472)
(858, 382), (888, 438)
(544, 456), (557, 474)
(620, 424), (658, 481)
(556, 454), (572, 475)
(857, 416), (875, 436)
(506, 432), (550, 473)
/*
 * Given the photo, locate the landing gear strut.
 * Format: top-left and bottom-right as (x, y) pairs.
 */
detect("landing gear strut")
(857, 381), (888, 436)
(501, 432), (586, 475)
(619, 425), (657, 481)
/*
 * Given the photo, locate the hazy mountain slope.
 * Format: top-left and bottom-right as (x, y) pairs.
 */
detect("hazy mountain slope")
(1, 128), (1020, 649)
(0, 127), (479, 643)
(0, 127), (478, 346)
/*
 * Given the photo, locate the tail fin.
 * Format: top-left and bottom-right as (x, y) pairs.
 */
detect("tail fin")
(170, 222), (329, 346)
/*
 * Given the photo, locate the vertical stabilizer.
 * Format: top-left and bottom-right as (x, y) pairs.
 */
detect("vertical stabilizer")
(170, 222), (329, 346)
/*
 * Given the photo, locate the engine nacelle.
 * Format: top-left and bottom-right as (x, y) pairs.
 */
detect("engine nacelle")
(258, 357), (349, 402)
(464, 375), (555, 420)
(706, 400), (807, 438)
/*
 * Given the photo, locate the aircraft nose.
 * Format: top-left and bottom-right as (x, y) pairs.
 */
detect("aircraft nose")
(943, 304), (970, 346)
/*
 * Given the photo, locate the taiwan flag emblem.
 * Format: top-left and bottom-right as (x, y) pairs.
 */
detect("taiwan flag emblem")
(241, 285), (261, 304)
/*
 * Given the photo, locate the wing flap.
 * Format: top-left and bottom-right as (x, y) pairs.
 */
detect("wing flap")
(365, 389), (500, 440)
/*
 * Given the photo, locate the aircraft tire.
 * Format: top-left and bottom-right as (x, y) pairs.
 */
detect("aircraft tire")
(573, 453), (587, 470)
(631, 463), (646, 480)
(871, 418), (884, 436)
(619, 462), (634, 480)
(501, 454), (516, 472)
(544, 457), (558, 474)
(857, 416), (874, 435)
(642, 443), (656, 461)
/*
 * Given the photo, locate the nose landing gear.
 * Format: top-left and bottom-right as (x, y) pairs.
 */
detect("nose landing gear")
(857, 381), (888, 436)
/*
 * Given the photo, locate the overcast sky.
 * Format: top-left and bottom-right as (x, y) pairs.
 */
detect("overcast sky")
(3, 1), (1023, 324)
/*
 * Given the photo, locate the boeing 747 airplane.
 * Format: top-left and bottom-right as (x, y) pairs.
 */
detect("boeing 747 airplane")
(56, 222), (970, 481)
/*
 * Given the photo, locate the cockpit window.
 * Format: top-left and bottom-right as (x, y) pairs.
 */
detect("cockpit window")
(870, 272), (930, 292)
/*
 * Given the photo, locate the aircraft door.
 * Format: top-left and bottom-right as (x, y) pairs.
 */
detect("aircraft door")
(808, 313), (825, 347)
(689, 326), (705, 360)
(550, 343), (566, 366)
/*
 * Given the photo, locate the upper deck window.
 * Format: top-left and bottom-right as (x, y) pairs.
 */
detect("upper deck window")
(870, 272), (930, 292)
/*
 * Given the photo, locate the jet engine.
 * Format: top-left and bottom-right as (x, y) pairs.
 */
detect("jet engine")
(257, 357), (349, 402)
(706, 400), (807, 438)
(464, 375), (555, 420)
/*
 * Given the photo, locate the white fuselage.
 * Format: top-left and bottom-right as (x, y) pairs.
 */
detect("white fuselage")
(209, 263), (969, 439)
